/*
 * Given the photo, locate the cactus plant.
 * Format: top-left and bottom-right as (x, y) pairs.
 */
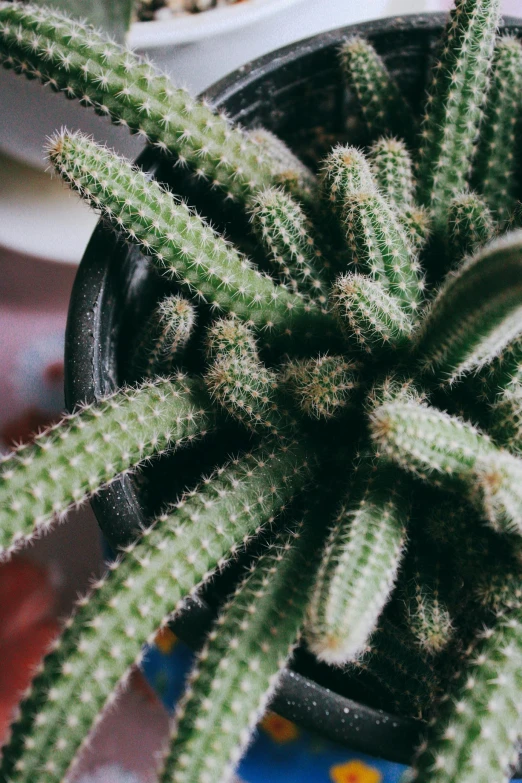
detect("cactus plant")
(2, 2), (522, 781)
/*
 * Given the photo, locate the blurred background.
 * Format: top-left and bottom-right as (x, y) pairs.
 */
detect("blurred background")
(0, 1), (520, 781)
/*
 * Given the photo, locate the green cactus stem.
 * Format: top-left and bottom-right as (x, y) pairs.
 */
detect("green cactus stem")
(474, 36), (522, 223)
(416, 0), (502, 236)
(320, 144), (373, 218)
(0, 2), (296, 205)
(47, 131), (332, 344)
(129, 294), (196, 379)
(343, 189), (425, 314)
(447, 192), (495, 261)
(249, 187), (329, 303)
(370, 399), (522, 535)
(412, 612), (522, 783)
(332, 273), (415, 353)
(205, 320), (293, 436)
(475, 335), (522, 403)
(414, 231), (522, 384)
(368, 137), (415, 211)
(0, 440), (313, 783)
(339, 37), (415, 142)
(490, 386), (522, 455)
(0, 375), (215, 561)
(160, 503), (327, 783)
(280, 354), (361, 420)
(205, 317), (259, 362)
(305, 455), (408, 665)
(247, 127), (318, 206)
(474, 567), (522, 614)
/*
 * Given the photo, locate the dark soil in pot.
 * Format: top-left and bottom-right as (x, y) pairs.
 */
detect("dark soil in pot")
(64, 12), (522, 772)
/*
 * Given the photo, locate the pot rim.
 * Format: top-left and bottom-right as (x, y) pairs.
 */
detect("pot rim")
(65, 12), (522, 771)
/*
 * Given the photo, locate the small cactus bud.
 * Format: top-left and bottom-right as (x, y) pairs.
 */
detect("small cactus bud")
(129, 294), (195, 380)
(281, 354), (361, 420)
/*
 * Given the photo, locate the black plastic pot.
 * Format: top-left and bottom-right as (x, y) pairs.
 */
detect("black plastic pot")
(65, 13), (522, 772)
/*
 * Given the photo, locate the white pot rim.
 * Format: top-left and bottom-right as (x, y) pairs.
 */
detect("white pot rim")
(128, 0), (305, 49)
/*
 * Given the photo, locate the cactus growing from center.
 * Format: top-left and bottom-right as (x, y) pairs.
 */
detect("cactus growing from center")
(1, 1), (522, 782)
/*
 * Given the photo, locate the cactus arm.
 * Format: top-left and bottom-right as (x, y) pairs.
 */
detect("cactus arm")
(280, 355), (361, 420)
(320, 145), (373, 218)
(416, 0), (502, 235)
(0, 375), (215, 561)
(0, 440), (313, 783)
(413, 231), (522, 384)
(339, 37), (415, 142)
(246, 127), (318, 206)
(368, 137), (415, 211)
(402, 564), (454, 657)
(447, 192), (495, 262)
(343, 189), (425, 314)
(370, 399), (522, 535)
(0, 2), (288, 205)
(474, 36), (522, 223)
(249, 187), (329, 304)
(332, 273), (415, 353)
(47, 131), (332, 344)
(159, 504), (326, 783)
(129, 294), (196, 380)
(412, 613), (522, 783)
(305, 457), (408, 665)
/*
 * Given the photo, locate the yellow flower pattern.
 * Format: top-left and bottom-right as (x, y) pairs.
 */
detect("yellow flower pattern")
(330, 759), (382, 783)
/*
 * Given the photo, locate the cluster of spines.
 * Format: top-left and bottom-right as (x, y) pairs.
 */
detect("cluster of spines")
(159, 503), (326, 783)
(249, 187), (329, 303)
(339, 37), (415, 143)
(474, 35), (522, 224)
(320, 144), (373, 216)
(281, 354), (360, 420)
(0, 375), (215, 560)
(401, 562), (454, 657)
(47, 130), (332, 344)
(0, 2), (299, 205)
(129, 294), (196, 380)
(305, 453), (408, 665)
(416, 0), (502, 236)
(0, 440), (313, 783)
